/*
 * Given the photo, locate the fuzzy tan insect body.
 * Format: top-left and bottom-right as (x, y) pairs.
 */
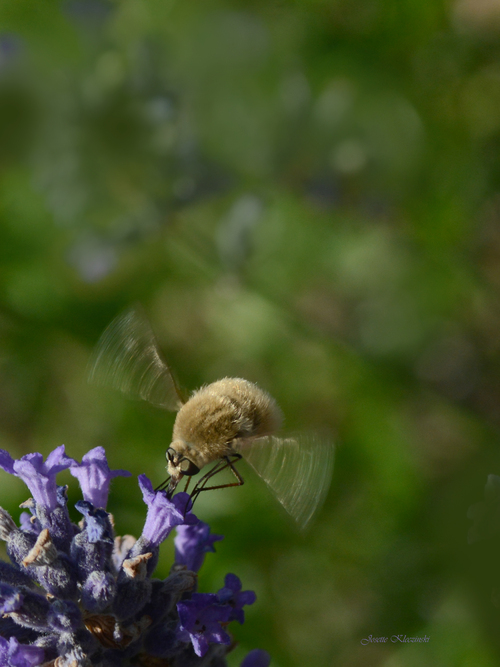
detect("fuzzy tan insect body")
(88, 308), (334, 528)
(171, 378), (282, 466)
(166, 378), (282, 492)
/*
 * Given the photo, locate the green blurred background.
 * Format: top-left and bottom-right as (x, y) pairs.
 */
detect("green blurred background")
(1, 0), (500, 665)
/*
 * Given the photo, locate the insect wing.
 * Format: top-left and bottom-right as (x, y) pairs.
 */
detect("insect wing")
(236, 433), (334, 529)
(87, 308), (184, 411)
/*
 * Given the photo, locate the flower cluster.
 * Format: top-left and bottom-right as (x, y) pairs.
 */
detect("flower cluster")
(0, 445), (269, 667)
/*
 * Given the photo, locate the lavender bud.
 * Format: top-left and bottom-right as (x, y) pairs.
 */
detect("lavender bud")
(0, 582), (24, 613)
(47, 599), (82, 633)
(112, 578), (152, 621)
(71, 529), (114, 582)
(81, 570), (117, 613)
(121, 536), (158, 579)
(0, 560), (35, 588)
(121, 553), (152, 581)
(163, 569), (197, 596)
(6, 527), (38, 568)
(29, 552), (79, 600)
(142, 619), (179, 658)
(36, 504), (75, 554)
(21, 528), (58, 567)
(112, 535), (136, 572)
(9, 589), (52, 632)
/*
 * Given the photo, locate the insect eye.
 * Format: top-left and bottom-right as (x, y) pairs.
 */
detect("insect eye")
(179, 459), (199, 476)
(166, 448), (177, 463)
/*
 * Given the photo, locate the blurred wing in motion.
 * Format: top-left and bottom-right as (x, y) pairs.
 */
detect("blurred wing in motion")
(87, 308), (184, 411)
(236, 433), (334, 529)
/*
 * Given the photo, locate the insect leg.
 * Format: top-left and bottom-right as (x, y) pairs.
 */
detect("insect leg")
(183, 475), (193, 494)
(154, 475), (171, 492)
(190, 459), (228, 497)
(190, 454), (244, 503)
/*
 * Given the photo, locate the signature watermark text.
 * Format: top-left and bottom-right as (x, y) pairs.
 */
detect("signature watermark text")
(360, 634), (430, 646)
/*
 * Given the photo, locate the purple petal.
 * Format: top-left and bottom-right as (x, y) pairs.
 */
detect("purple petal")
(217, 587), (234, 604)
(190, 633), (209, 657)
(0, 583), (23, 614)
(70, 446), (131, 509)
(0, 636), (45, 667)
(139, 475), (197, 548)
(177, 593), (232, 658)
(240, 649), (271, 667)
(224, 573), (241, 592)
(174, 521), (224, 572)
(11, 446), (78, 512)
(216, 573), (256, 624)
(0, 450), (15, 475)
(231, 609), (245, 624)
(177, 594), (232, 631)
(208, 627), (231, 645)
(177, 593), (219, 627)
(74, 501), (113, 544)
(44, 445), (77, 474)
(238, 590), (257, 606)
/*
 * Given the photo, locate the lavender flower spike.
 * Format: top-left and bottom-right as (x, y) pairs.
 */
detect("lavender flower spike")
(175, 521), (224, 572)
(0, 446), (264, 666)
(0, 445), (77, 512)
(138, 475), (197, 549)
(70, 446), (131, 509)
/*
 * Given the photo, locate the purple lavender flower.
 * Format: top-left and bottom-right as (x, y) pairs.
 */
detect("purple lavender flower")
(175, 521), (224, 572)
(177, 593), (232, 657)
(240, 649), (271, 667)
(0, 447), (78, 553)
(70, 446), (131, 509)
(217, 573), (256, 624)
(0, 446), (263, 666)
(138, 474), (197, 549)
(0, 446), (77, 513)
(0, 635), (45, 667)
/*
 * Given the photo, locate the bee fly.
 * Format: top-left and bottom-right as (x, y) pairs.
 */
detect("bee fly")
(88, 308), (334, 528)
